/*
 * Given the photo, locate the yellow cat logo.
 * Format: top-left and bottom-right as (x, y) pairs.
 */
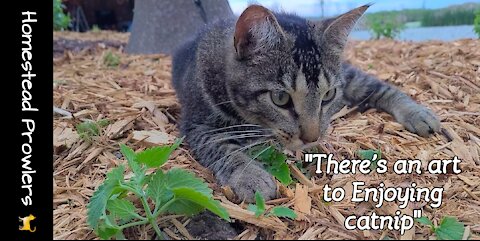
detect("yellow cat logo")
(19, 214), (36, 232)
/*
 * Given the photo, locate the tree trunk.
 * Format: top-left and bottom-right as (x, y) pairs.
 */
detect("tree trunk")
(126, 0), (233, 54)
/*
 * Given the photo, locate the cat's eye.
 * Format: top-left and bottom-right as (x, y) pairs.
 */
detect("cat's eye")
(322, 88), (336, 103)
(271, 91), (291, 107)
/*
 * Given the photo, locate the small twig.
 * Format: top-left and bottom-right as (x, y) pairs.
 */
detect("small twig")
(462, 186), (480, 202)
(163, 109), (177, 124)
(54, 106), (73, 118)
(441, 128), (453, 142)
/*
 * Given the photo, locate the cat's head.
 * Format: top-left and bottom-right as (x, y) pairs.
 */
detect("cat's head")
(226, 4), (368, 149)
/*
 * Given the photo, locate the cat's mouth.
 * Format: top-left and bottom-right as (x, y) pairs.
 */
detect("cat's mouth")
(285, 138), (322, 151)
(285, 139), (307, 150)
(274, 130), (321, 151)
(260, 123), (325, 151)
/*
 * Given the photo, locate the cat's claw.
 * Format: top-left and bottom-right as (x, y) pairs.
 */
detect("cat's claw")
(396, 105), (441, 137)
(227, 164), (277, 203)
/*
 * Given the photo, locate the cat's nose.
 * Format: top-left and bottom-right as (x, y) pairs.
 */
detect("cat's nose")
(300, 126), (320, 143)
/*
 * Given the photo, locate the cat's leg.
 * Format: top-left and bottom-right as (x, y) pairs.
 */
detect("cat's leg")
(183, 123), (277, 202)
(342, 63), (440, 137)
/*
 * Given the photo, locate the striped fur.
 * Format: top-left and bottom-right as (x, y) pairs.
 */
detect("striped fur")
(172, 5), (440, 202)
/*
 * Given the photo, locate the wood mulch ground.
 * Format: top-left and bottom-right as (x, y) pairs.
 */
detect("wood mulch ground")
(53, 31), (480, 240)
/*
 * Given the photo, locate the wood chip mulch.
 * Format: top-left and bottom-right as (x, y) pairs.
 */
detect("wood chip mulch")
(53, 31), (480, 240)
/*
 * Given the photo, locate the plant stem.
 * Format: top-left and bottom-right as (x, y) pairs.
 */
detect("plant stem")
(153, 198), (176, 217)
(118, 219), (149, 229)
(140, 194), (167, 240)
(118, 178), (167, 239)
(119, 183), (142, 196)
(151, 220), (166, 240)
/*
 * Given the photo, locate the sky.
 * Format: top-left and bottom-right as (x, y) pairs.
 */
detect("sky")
(227, 0), (480, 17)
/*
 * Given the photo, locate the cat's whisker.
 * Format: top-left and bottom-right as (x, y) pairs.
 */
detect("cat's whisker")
(210, 129), (272, 137)
(195, 134), (273, 150)
(232, 144), (273, 186)
(250, 144), (272, 160)
(213, 100), (234, 107)
(214, 133), (273, 142)
(198, 124), (264, 135)
(218, 140), (269, 163)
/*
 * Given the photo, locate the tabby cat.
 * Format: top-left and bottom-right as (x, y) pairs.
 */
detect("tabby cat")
(172, 5), (440, 202)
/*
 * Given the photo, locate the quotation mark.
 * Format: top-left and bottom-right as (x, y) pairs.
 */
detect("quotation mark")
(305, 154), (313, 163)
(305, 154), (325, 163)
(413, 209), (422, 219)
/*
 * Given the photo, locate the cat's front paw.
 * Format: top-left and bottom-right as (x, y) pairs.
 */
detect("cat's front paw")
(227, 164), (277, 203)
(395, 104), (440, 137)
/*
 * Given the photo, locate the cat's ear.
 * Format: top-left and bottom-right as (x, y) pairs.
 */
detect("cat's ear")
(234, 5), (285, 59)
(318, 4), (370, 54)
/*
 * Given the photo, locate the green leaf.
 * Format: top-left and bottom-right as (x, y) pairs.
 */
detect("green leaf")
(416, 216), (434, 228)
(106, 199), (138, 220)
(269, 207), (297, 219)
(250, 145), (292, 185)
(266, 163), (292, 186)
(87, 165), (125, 230)
(141, 174), (153, 186)
(97, 222), (120, 240)
(115, 231), (127, 240)
(435, 216), (465, 240)
(97, 119), (110, 127)
(120, 144), (136, 163)
(171, 187), (230, 221)
(96, 215), (120, 240)
(130, 163), (145, 186)
(136, 138), (182, 168)
(357, 149), (381, 160)
(247, 204), (258, 213)
(357, 149), (382, 170)
(165, 199), (206, 216)
(104, 51), (120, 67)
(136, 147), (170, 168)
(146, 170), (172, 208)
(120, 144), (145, 185)
(76, 119), (109, 140)
(164, 168), (212, 196)
(254, 191), (266, 217)
(147, 168), (212, 214)
(147, 168), (229, 221)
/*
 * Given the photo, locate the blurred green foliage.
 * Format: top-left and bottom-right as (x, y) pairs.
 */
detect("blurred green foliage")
(91, 25), (101, 33)
(365, 3), (480, 28)
(104, 51), (120, 67)
(421, 9), (477, 26)
(474, 10), (480, 38)
(366, 15), (404, 39)
(54, 0), (71, 31)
